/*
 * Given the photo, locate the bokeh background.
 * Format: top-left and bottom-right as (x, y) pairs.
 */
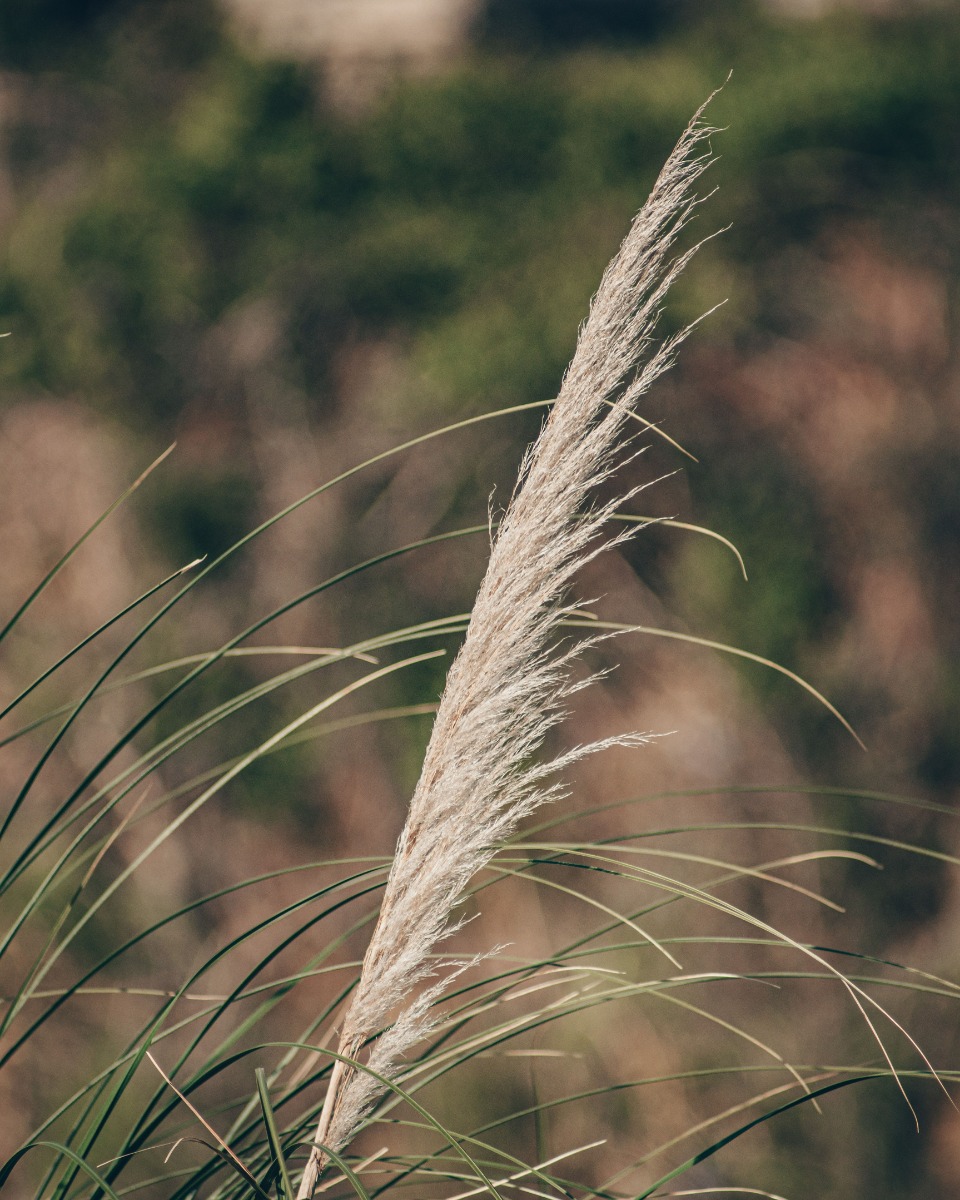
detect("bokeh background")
(1, 0), (960, 1196)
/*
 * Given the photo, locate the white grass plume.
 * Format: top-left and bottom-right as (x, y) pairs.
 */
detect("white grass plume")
(296, 97), (719, 1199)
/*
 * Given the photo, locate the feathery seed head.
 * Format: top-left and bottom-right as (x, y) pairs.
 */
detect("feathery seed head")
(296, 95), (720, 1199)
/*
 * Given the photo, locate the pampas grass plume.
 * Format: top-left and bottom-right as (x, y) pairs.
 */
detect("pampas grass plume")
(297, 95), (719, 1199)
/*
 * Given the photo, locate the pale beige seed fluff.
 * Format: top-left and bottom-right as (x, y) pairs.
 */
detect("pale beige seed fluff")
(297, 97), (720, 1199)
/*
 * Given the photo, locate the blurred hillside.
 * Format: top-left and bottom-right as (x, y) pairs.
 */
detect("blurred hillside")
(1, 1), (959, 1196)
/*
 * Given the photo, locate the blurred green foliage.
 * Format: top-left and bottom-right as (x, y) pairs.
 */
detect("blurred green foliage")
(1, 0), (958, 777)
(3, 1), (958, 424)
(1, 0), (958, 779)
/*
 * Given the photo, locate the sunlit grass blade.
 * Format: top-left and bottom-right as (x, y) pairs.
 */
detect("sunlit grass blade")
(0, 444), (174, 647)
(256, 1068), (294, 1200)
(146, 1051), (272, 1200)
(570, 619), (865, 748)
(521, 784), (959, 841)
(611, 514), (747, 580)
(273, 1045), (508, 1200)
(5, 399), (552, 819)
(633, 1075), (876, 1199)
(0, 557), (202, 725)
(311, 1144), (372, 1200)
(0, 1139), (125, 1199)
(0, 789), (147, 1037)
(0, 647), (442, 1012)
(16, 870), (389, 1198)
(0, 519), (483, 875)
(0, 617), (468, 915)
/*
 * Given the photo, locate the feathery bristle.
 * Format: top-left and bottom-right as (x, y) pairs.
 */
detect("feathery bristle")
(296, 95), (720, 1200)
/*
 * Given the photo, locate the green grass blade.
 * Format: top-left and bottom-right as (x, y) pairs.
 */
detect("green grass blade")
(634, 1076), (874, 1199)
(255, 1068), (294, 1200)
(0, 557), (201, 725)
(0, 1139), (125, 1199)
(0, 444), (174, 647)
(312, 1144), (372, 1200)
(570, 619), (865, 748)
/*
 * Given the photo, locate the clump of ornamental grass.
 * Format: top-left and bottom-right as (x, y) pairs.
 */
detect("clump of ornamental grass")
(0, 92), (957, 1200)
